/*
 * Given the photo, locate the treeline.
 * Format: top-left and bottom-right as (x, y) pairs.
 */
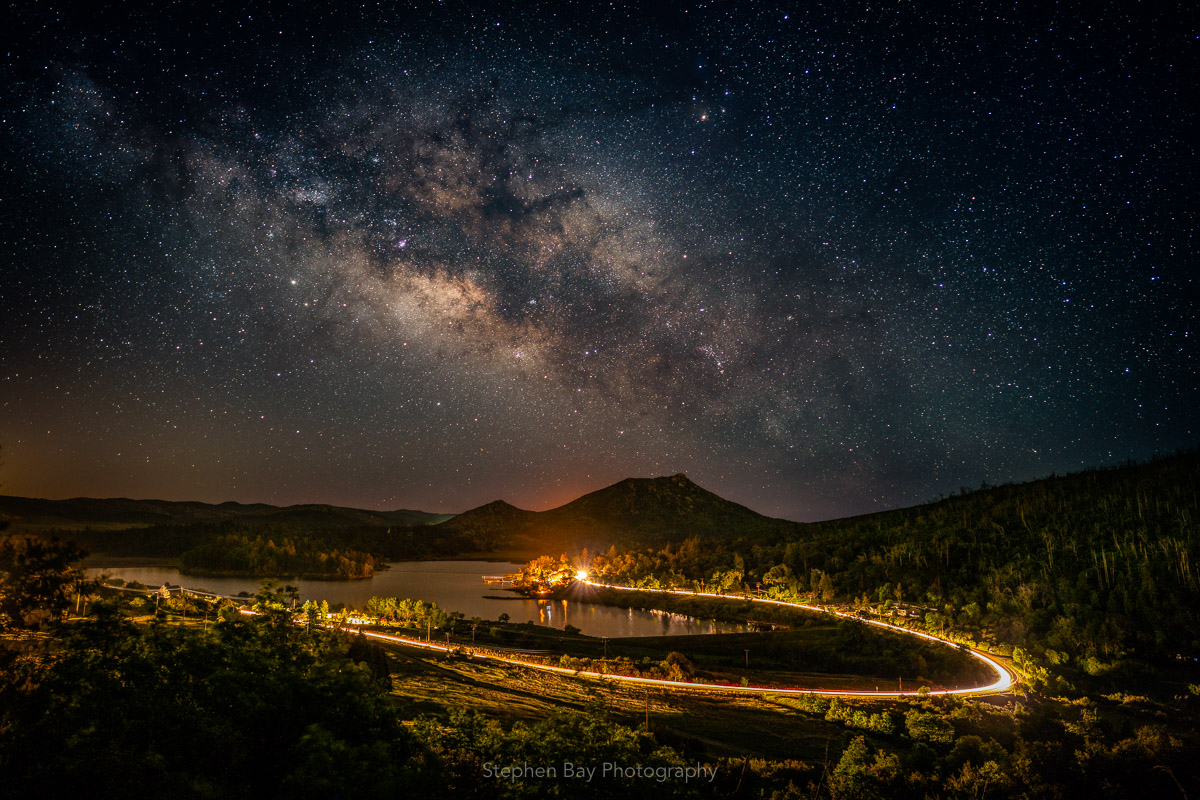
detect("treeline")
(2, 539), (1198, 797)
(583, 451), (1200, 694)
(64, 518), (481, 563)
(362, 596), (461, 629)
(0, 582), (1194, 797)
(180, 534), (377, 579)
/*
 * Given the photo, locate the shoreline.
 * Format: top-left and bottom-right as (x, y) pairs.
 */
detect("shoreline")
(80, 554), (181, 569)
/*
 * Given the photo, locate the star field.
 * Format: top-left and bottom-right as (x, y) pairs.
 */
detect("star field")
(0, 2), (1195, 520)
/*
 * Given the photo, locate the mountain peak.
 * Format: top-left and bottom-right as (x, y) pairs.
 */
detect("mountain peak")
(619, 472), (694, 488)
(438, 473), (798, 555)
(476, 499), (524, 512)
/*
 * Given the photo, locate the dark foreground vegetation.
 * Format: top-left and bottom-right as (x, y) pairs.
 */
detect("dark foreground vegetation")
(2, 533), (1199, 797)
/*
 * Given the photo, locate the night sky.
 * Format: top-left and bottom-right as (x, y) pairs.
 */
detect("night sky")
(1, 2), (1195, 520)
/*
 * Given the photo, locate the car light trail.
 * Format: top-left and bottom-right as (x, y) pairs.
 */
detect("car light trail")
(239, 580), (1015, 698)
(570, 578), (1014, 697)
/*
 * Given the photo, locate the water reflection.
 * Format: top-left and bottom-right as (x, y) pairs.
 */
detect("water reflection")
(86, 560), (745, 639)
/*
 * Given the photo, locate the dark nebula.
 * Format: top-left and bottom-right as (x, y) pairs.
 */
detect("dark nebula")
(1, 2), (1195, 519)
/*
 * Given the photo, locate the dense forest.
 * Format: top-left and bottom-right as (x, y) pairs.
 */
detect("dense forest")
(63, 518), (479, 563)
(180, 534), (378, 579)
(2, 535), (1197, 797)
(581, 452), (1200, 695)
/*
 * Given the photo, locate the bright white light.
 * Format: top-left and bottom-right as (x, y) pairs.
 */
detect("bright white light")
(575, 570), (588, 581)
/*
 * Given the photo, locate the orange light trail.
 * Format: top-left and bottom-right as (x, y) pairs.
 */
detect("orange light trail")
(242, 579), (1015, 698)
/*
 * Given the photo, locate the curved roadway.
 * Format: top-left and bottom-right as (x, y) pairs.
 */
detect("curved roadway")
(342, 577), (1016, 699)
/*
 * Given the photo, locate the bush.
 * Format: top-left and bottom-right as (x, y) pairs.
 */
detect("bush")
(905, 709), (955, 744)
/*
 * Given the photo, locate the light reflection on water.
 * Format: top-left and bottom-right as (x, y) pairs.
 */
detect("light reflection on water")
(86, 560), (745, 638)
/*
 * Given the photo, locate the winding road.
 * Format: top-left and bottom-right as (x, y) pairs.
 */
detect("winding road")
(343, 577), (1016, 699)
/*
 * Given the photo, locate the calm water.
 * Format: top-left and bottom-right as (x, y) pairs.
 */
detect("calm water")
(86, 560), (745, 639)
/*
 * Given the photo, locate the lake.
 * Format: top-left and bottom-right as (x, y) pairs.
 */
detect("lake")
(86, 560), (746, 639)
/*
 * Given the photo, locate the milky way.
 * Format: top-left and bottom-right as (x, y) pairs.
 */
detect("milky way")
(1, 2), (1195, 519)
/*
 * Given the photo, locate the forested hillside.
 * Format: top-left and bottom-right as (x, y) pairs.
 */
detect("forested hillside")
(585, 452), (1200, 694)
(65, 518), (477, 564)
(179, 534), (378, 579)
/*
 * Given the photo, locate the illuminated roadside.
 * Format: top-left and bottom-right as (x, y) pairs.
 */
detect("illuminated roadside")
(244, 578), (1015, 699)
(574, 578), (1014, 697)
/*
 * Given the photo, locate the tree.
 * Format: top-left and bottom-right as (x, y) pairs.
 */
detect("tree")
(302, 600), (321, 628)
(763, 563), (792, 587)
(830, 736), (900, 800)
(0, 601), (422, 795)
(905, 709), (955, 744)
(0, 536), (86, 630)
(819, 571), (837, 603)
(663, 651), (695, 681)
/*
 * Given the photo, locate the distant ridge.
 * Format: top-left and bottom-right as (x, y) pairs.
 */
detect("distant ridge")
(436, 473), (800, 552)
(0, 475), (799, 560)
(0, 494), (453, 533)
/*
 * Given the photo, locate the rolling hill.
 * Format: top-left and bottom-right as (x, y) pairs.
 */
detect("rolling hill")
(436, 473), (801, 553)
(0, 495), (452, 533)
(0, 475), (799, 561)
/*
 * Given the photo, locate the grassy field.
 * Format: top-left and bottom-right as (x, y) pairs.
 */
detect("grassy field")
(365, 609), (1007, 761)
(382, 638), (884, 761)
(415, 607), (994, 690)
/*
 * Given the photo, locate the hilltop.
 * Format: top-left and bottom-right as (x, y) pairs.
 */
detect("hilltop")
(437, 473), (800, 554)
(0, 474), (799, 563)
